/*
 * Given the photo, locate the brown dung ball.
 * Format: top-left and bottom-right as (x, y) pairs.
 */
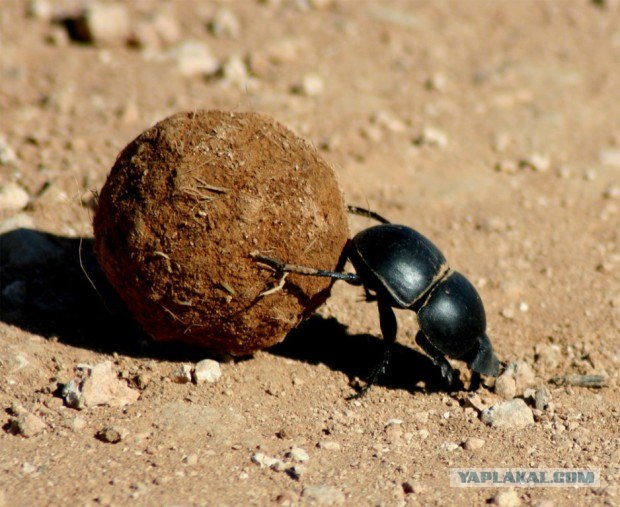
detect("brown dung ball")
(94, 110), (349, 355)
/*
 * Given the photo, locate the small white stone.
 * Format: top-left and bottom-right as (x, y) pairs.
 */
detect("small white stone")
(221, 55), (249, 87)
(440, 442), (459, 452)
(317, 440), (341, 451)
(302, 485), (345, 505)
(603, 185), (620, 199)
(295, 73), (324, 96)
(193, 359), (222, 384)
(26, 0), (52, 20)
(0, 183), (29, 212)
(481, 399), (535, 428)
(287, 447), (310, 462)
(209, 8), (241, 38)
(491, 489), (521, 507)
(170, 364), (193, 384)
(168, 41), (220, 77)
(0, 137), (17, 165)
(415, 126), (448, 148)
(494, 374), (517, 399)
(600, 148), (620, 167)
(520, 153), (550, 172)
(463, 437), (485, 451)
(251, 452), (280, 468)
(75, 3), (131, 46)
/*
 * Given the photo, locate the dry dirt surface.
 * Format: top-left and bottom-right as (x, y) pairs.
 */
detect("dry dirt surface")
(0, 1), (619, 506)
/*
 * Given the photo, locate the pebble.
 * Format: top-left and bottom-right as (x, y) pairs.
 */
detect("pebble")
(491, 489), (521, 507)
(170, 364), (193, 384)
(317, 440), (341, 451)
(209, 8), (241, 38)
(96, 425), (128, 443)
(251, 452), (282, 469)
(26, 0), (53, 20)
(494, 373), (517, 399)
(183, 453), (199, 466)
(599, 148), (620, 167)
(495, 159), (519, 173)
(221, 55), (250, 88)
(402, 480), (425, 494)
(534, 386), (552, 411)
(415, 126), (448, 148)
(65, 3), (131, 46)
(62, 361), (140, 409)
(287, 447), (310, 462)
(293, 73), (325, 96)
(440, 442), (460, 452)
(464, 393), (488, 412)
(371, 110), (407, 133)
(302, 485), (345, 505)
(66, 416), (86, 431)
(167, 41), (220, 77)
(520, 153), (550, 172)
(0, 183), (29, 212)
(425, 72), (447, 92)
(193, 359), (222, 383)
(7, 408), (46, 438)
(603, 185), (620, 199)
(481, 399), (535, 428)
(534, 344), (562, 370)
(502, 361), (536, 393)
(463, 437), (485, 451)
(0, 137), (18, 166)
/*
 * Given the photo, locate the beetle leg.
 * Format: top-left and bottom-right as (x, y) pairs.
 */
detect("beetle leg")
(415, 331), (456, 387)
(251, 252), (362, 285)
(348, 299), (396, 399)
(346, 205), (391, 224)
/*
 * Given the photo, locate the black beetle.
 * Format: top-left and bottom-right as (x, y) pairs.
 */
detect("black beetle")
(253, 205), (501, 397)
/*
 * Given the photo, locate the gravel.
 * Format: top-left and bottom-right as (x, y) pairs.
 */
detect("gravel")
(481, 399), (535, 428)
(193, 359), (222, 384)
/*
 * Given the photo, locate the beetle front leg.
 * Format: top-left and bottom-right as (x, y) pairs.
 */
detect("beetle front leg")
(415, 331), (457, 387)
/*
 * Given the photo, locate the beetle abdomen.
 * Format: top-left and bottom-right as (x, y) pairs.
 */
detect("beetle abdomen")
(417, 271), (485, 358)
(350, 224), (448, 308)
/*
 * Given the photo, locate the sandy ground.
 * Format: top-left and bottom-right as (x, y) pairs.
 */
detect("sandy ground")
(1, 1), (619, 506)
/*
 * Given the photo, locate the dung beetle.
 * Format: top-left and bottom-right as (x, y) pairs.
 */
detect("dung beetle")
(253, 205), (501, 397)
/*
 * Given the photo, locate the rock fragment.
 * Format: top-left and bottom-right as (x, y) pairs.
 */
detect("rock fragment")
(170, 364), (193, 384)
(414, 126), (448, 147)
(494, 373), (517, 399)
(193, 359), (222, 383)
(7, 407), (46, 438)
(293, 73), (325, 96)
(463, 437), (485, 451)
(208, 8), (241, 38)
(491, 489), (521, 507)
(166, 41), (220, 77)
(0, 183), (29, 212)
(481, 399), (535, 428)
(96, 425), (128, 443)
(534, 386), (552, 411)
(61, 361), (140, 409)
(63, 3), (131, 46)
(286, 447), (310, 462)
(302, 485), (345, 505)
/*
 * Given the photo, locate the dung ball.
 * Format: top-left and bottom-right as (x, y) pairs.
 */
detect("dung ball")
(94, 110), (349, 355)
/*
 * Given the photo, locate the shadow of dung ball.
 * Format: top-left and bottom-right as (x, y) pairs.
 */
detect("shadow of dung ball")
(93, 110), (349, 355)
